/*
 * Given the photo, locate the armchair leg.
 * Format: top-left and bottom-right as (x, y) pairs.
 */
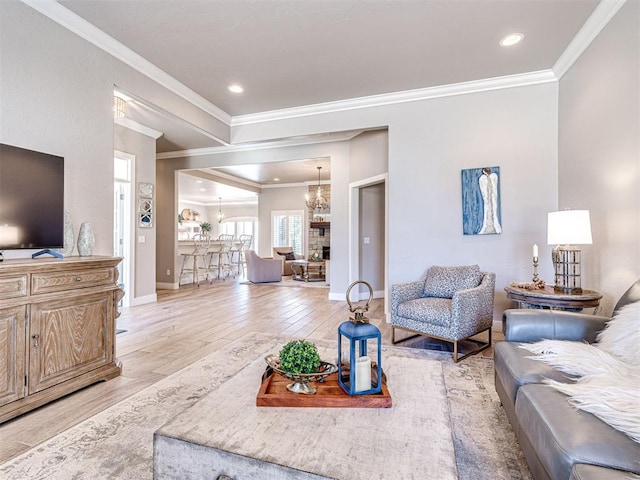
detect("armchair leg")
(391, 325), (492, 363)
(453, 327), (492, 363)
(391, 327), (420, 345)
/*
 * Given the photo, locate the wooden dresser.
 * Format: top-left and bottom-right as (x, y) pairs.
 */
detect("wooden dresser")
(0, 256), (123, 423)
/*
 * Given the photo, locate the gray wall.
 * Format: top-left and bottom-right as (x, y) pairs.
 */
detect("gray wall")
(1, 2), (227, 303)
(558, 0), (640, 314)
(232, 83), (560, 313)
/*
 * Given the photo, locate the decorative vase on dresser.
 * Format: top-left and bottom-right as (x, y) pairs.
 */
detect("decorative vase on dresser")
(56, 210), (74, 257)
(77, 222), (95, 256)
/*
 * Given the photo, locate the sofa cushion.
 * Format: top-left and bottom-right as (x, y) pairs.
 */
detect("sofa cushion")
(494, 342), (572, 410)
(397, 297), (451, 327)
(570, 464), (634, 480)
(516, 384), (640, 480)
(423, 265), (481, 298)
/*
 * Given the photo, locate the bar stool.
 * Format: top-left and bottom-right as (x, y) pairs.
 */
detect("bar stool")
(236, 234), (253, 277)
(178, 234), (210, 287)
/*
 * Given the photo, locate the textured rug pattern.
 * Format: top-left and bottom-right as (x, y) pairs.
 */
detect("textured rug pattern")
(0, 333), (531, 480)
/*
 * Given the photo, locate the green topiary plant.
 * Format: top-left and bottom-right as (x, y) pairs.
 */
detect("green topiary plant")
(279, 339), (321, 374)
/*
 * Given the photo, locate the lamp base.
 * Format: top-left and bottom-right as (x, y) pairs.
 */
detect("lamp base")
(553, 285), (583, 295)
(552, 245), (583, 295)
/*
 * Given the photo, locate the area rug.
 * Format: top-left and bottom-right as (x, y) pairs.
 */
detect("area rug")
(0, 333), (532, 480)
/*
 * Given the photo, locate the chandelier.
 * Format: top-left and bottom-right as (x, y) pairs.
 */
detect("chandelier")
(305, 166), (329, 211)
(216, 197), (225, 223)
(113, 95), (126, 118)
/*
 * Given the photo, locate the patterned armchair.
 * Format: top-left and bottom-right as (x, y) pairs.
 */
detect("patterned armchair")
(390, 265), (496, 362)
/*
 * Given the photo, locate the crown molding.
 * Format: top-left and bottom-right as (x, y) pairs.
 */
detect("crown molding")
(553, 0), (626, 79)
(115, 117), (163, 139)
(231, 70), (557, 126)
(156, 130), (361, 159)
(21, 0), (231, 125)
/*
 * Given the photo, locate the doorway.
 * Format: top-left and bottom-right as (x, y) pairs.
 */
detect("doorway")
(349, 174), (388, 302)
(114, 151), (134, 306)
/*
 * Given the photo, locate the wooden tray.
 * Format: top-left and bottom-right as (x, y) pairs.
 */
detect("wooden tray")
(256, 368), (392, 408)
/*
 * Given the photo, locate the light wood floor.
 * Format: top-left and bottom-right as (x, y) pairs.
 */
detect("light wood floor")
(0, 278), (503, 465)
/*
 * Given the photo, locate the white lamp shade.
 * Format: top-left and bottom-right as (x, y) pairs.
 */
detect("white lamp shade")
(547, 210), (592, 245)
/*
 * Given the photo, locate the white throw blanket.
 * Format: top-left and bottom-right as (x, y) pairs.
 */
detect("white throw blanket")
(519, 302), (640, 443)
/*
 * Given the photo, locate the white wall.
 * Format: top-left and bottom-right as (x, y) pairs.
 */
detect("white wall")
(0, 2), (114, 258)
(558, 0), (640, 314)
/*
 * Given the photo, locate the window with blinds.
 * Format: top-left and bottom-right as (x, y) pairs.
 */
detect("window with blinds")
(272, 210), (304, 254)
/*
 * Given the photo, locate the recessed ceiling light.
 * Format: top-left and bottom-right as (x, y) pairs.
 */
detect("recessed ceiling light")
(228, 84), (244, 93)
(500, 33), (524, 47)
(273, 178), (280, 182)
(195, 180), (203, 183)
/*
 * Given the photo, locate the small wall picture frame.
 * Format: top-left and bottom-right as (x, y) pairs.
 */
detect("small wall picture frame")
(138, 182), (153, 198)
(137, 182), (154, 228)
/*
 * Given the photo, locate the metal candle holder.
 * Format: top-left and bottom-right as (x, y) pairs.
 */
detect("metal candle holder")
(532, 257), (539, 282)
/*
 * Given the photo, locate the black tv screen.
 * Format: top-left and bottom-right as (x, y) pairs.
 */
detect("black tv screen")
(0, 143), (64, 249)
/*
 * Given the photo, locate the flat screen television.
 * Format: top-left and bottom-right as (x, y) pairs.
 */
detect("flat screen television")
(0, 143), (64, 250)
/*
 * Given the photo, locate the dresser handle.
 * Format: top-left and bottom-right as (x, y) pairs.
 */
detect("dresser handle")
(32, 334), (40, 347)
(76, 276), (82, 282)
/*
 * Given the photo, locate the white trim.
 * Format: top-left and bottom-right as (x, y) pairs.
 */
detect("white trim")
(129, 293), (157, 306)
(156, 282), (179, 290)
(231, 71), (557, 126)
(553, 0), (627, 79)
(22, 0), (231, 125)
(115, 117), (163, 139)
(156, 130), (361, 159)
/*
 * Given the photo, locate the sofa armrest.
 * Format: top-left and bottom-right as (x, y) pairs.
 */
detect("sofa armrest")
(502, 309), (610, 343)
(391, 280), (424, 315)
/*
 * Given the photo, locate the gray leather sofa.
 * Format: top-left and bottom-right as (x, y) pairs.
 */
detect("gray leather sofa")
(494, 280), (640, 480)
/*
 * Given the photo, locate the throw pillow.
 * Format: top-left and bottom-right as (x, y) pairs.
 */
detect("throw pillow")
(423, 265), (481, 298)
(596, 302), (640, 367)
(277, 251), (296, 261)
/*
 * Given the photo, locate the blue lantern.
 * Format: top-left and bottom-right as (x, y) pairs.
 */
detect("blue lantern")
(338, 281), (382, 395)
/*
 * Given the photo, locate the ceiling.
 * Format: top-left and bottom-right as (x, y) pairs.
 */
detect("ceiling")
(57, 0), (601, 203)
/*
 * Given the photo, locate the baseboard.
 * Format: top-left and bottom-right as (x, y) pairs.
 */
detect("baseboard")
(328, 290), (385, 301)
(130, 293), (157, 306)
(156, 282), (179, 290)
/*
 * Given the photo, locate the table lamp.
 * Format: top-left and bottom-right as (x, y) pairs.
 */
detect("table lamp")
(547, 210), (592, 294)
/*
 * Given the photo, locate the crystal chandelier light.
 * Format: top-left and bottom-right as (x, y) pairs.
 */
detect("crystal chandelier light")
(113, 95), (126, 118)
(305, 166), (329, 210)
(216, 197), (225, 223)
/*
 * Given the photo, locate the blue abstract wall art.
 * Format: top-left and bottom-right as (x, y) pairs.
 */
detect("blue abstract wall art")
(461, 166), (502, 235)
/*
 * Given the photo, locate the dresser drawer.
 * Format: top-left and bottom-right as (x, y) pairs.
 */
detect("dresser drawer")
(0, 275), (28, 300)
(31, 268), (116, 295)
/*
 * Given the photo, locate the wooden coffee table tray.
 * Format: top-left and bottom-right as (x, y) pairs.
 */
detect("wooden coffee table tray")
(256, 368), (392, 408)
